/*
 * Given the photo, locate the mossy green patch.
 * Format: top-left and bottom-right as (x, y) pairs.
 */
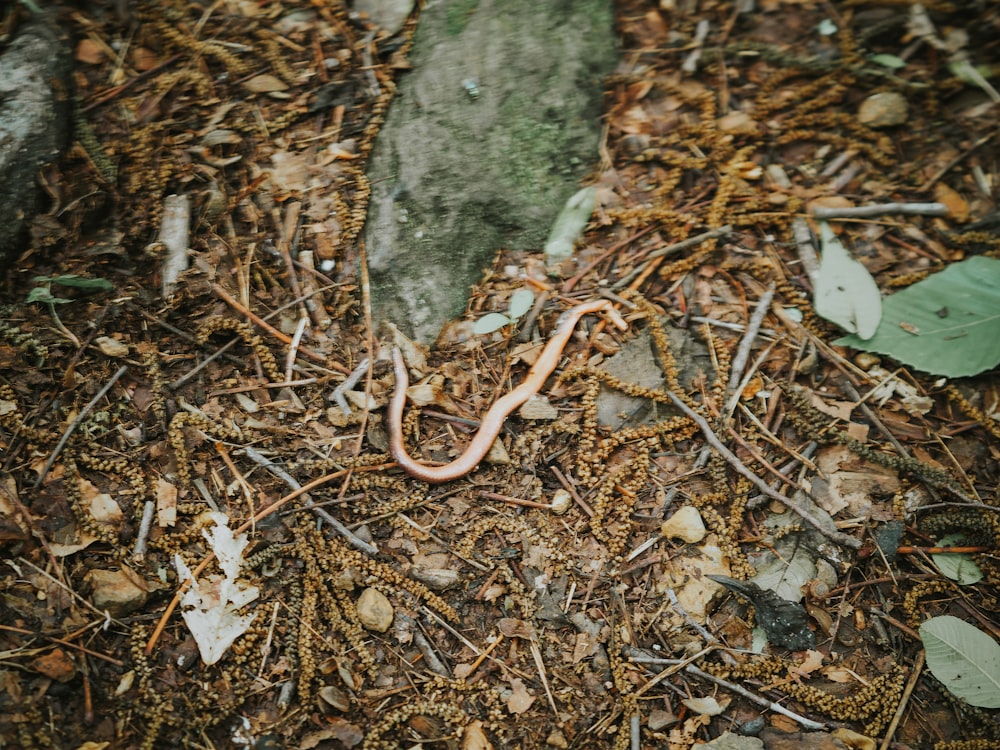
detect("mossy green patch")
(445, 0), (480, 35)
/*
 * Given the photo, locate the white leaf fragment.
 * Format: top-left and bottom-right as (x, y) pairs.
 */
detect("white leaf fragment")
(507, 288), (535, 320)
(473, 312), (514, 335)
(814, 222), (882, 340)
(175, 512), (259, 665)
(543, 186), (597, 266)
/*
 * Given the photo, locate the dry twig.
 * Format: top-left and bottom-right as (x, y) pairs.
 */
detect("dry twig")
(34, 365), (128, 488)
(664, 391), (862, 549)
(810, 202), (948, 219)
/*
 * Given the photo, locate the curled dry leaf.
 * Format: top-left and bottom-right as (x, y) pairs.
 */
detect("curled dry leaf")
(31, 648), (77, 683)
(497, 617), (536, 640)
(681, 695), (729, 716)
(462, 720), (494, 750)
(506, 677), (536, 714)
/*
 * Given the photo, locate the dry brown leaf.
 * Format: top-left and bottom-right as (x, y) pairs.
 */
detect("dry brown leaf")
(131, 47), (160, 71)
(812, 445), (901, 516)
(506, 677), (536, 714)
(571, 630), (600, 664)
(498, 618), (535, 640)
(934, 182), (969, 222)
(75, 39), (105, 65)
(462, 720), (494, 750)
(299, 720), (364, 749)
(31, 648), (77, 683)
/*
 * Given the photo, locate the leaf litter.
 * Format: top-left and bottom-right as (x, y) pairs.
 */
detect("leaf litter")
(0, 1), (999, 749)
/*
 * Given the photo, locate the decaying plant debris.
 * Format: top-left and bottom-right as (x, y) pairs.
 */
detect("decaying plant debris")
(1, 1), (999, 749)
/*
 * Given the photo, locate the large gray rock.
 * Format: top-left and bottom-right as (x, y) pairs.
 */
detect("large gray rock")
(364, 0), (617, 344)
(0, 15), (74, 266)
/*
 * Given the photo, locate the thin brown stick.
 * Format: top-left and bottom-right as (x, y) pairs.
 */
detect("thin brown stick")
(464, 632), (504, 678)
(725, 424), (800, 491)
(17, 557), (121, 625)
(611, 225), (733, 291)
(634, 645), (715, 698)
(561, 225), (659, 294)
(211, 283), (327, 363)
(528, 637), (558, 716)
(920, 130), (997, 191)
(879, 649), (924, 750)
(665, 391), (862, 549)
(82, 669), (94, 724)
(144, 464), (388, 654)
(684, 663), (827, 730)
(285, 316), (309, 382)
(896, 545), (991, 555)
(346, 239), (377, 503)
(870, 608), (921, 641)
(243, 446), (377, 555)
(0, 623), (124, 666)
(34, 365), (128, 487)
(421, 607), (534, 681)
(478, 490), (557, 510)
(82, 53), (185, 111)
(276, 201), (309, 322)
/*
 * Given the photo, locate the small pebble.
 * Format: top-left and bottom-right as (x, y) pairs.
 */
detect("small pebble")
(550, 489), (573, 515)
(356, 587), (393, 632)
(660, 505), (707, 543)
(857, 91), (908, 128)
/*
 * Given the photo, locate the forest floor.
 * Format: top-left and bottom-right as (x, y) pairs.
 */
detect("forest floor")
(1, 1), (999, 749)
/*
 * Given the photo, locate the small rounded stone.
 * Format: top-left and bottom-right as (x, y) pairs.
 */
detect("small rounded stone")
(857, 92), (908, 128)
(550, 489), (573, 515)
(660, 505), (707, 543)
(356, 587), (394, 632)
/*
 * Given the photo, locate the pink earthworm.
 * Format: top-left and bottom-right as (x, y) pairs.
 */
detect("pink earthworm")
(388, 299), (626, 483)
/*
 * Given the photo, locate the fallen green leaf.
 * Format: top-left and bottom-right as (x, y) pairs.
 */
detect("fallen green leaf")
(473, 312), (513, 335)
(931, 533), (983, 586)
(508, 289), (535, 320)
(544, 186), (596, 265)
(869, 53), (906, 70)
(920, 615), (1000, 708)
(34, 274), (114, 292)
(26, 288), (70, 305)
(836, 257), (1000, 378)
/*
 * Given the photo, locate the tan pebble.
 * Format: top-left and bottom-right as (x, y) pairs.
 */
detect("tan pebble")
(550, 489), (573, 515)
(660, 505), (706, 543)
(95, 336), (129, 357)
(518, 394), (559, 420)
(853, 351), (880, 370)
(410, 566), (461, 591)
(857, 92), (908, 128)
(485, 437), (510, 465)
(356, 587), (393, 632)
(545, 729), (568, 748)
(86, 566), (150, 618)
